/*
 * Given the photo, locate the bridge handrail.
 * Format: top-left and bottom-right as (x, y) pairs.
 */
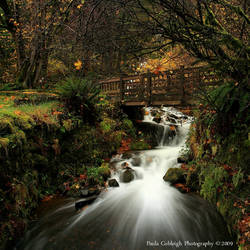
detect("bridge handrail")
(99, 66), (222, 106)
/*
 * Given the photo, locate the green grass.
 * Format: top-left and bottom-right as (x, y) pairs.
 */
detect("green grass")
(0, 91), (61, 133)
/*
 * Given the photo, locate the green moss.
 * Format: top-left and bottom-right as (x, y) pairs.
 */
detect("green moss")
(0, 137), (10, 156)
(0, 137), (10, 148)
(32, 154), (49, 167)
(14, 115), (34, 130)
(121, 118), (136, 137)
(163, 168), (185, 184)
(62, 119), (73, 131)
(130, 139), (150, 150)
(98, 163), (111, 180)
(87, 167), (104, 185)
(100, 118), (116, 133)
(187, 106), (249, 246)
(0, 117), (15, 134)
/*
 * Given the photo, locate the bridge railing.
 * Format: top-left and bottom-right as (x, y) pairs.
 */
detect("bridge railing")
(99, 66), (222, 106)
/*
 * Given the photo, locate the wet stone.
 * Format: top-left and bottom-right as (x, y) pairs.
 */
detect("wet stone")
(177, 157), (188, 164)
(108, 179), (119, 187)
(122, 152), (133, 159)
(80, 189), (89, 198)
(88, 187), (101, 196)
(163, 168), (185, 184)
(169, 118), (176, 124)
(121, 169), (134, 183)
(131, 157), (141, 166)
(169, 113), (179, 119)
(80, 187), (101, 198)
(75, 195), (98, 210)
(153, 117), (161, 123)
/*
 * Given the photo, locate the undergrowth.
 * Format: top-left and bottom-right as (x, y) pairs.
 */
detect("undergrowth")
(184, 81), (250, 248)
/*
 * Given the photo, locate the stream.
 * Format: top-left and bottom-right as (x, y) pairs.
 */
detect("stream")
(16, 107), (236, 250)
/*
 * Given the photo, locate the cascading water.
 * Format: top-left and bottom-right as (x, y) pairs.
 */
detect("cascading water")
(16, 107), (235, 250)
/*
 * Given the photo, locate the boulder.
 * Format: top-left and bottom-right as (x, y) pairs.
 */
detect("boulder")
(177, 157), (188, 164)
(88, 187), (101, 196)
(153, 117), (161, 123)
(169, 113), (179, 120)
(108, 179), (119, 187)
(121, 169), (134, 183)
(80, 187), (101, 198)
(131, 157), (141, 166)
(80, 189), (89, 198)
(136, 122), (165, 147)
(75, 195), (98, 210)
(122, 152), (133, 159)
(169, 118), (176, 124)
(163, 168), (185, 184)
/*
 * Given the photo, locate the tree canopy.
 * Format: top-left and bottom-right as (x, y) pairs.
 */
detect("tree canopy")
(0, 0), (249, 88)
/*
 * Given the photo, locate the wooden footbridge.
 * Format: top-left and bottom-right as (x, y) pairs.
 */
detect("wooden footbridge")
(99, 66), (221, 106)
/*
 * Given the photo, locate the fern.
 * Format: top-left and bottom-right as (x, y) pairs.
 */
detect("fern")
(56, 77), (100, 123)
(232, 169), (244, 189)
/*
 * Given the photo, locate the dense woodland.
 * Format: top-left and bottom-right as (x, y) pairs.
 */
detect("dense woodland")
(0, 0), (249, 249)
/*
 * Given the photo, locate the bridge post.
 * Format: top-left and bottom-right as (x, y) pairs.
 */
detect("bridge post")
(180, 66), (186, 106)
(120, 77), (124, 103)
(147, 70), (152, 105)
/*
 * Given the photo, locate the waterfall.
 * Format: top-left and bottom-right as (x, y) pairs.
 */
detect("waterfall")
(17, 107), (235, 250)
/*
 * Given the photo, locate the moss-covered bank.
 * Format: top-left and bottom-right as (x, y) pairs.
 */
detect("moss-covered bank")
(0, 91), (149, 249)
(178, 105), (249, 249)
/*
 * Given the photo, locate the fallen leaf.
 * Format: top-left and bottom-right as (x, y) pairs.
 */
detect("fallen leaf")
(14, 110), (22, 115)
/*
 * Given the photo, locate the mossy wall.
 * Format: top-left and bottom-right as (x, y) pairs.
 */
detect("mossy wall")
(185, 107), (249, 248)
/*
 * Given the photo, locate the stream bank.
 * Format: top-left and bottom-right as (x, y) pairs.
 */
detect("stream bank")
(0, 92), (150, 249)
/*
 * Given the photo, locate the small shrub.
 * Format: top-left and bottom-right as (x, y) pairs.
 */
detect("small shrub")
(56, 77), (100, 123)
(121, 118), (136, 137)
(100, 118), (116, 133)
(87, 167), (104, 185)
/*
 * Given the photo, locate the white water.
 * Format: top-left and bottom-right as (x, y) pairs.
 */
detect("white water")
(17, 107), (233, 250)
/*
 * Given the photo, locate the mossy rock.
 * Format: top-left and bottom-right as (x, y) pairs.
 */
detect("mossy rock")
(130, 140), (150, 150)
(0, 117), (15, 135)
(163, 168), (185, 184)
(14, 116), (34, 130)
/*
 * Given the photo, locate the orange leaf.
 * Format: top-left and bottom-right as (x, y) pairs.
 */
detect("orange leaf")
(174, 183), (184, 188)
(79, 174), (86, 180)
(170, 125), (175, 131)
(74, 60), (82, 70)
(14, 110), (22, 115)
(153, 69), (160, 75)
(42, 195), (53, 202)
